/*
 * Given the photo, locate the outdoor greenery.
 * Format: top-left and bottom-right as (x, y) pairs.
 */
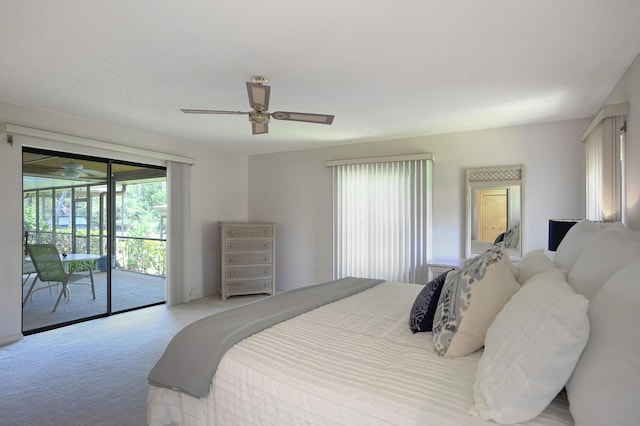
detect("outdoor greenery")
(118, 237), (167, 276)
(24, 180), (167, 277)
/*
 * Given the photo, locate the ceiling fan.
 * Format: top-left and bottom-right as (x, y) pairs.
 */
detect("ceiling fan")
(56, 161), (106, 179)
(23, 156), (107, 180)
(180, 76), (335, 135)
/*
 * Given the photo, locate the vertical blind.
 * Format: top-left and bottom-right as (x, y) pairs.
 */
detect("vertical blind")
(585, 116), (624, 222)
(166, 160), (192, 305)
(330, 155), (432, 284)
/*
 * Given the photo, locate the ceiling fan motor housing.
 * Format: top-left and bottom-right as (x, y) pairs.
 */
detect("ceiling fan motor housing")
(249, 110), (270, 124)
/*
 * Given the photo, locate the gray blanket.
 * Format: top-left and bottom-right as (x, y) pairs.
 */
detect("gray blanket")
(147, 277), (384, 398)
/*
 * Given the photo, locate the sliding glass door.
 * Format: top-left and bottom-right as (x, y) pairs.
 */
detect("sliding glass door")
(110, 164), (167, 313)
(22, 148), (166, 334)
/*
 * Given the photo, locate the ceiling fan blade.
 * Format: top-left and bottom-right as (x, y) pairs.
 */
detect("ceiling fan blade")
(252, 122), (269, 135)
(180, 109), (247, 115)
(246, 82), (270, 112)
(82, 169), (107, 177)
(271, 111), (334, 125)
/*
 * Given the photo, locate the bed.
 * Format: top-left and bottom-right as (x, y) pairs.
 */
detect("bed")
(148, 221), (640, 426)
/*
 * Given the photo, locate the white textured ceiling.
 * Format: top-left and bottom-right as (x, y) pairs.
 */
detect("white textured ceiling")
(1, 1), (640, 155)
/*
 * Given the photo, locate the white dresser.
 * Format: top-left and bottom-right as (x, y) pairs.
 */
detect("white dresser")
(219, 222), (276, 300)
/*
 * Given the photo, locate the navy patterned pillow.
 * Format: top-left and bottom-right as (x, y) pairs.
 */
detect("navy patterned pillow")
(409, 270), (452, 333)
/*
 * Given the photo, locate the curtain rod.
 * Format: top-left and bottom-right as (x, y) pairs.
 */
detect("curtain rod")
(581, 103), (629, 142)
(325, 153), (433, 167)
(4, 123), (195, 165)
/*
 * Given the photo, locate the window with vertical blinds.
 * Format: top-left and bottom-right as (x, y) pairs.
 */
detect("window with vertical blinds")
(327, 154), (433, 284)
(584, 114), (625, 223)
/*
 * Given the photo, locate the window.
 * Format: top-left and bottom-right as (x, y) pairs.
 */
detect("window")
(583, 104), (628, 223)
(327, 154), (433, 283)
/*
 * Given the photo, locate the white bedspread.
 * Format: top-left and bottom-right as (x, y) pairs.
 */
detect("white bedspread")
(148, 282), (572, 426)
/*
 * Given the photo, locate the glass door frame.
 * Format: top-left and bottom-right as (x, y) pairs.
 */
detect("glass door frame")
(22, 147), (167, 334)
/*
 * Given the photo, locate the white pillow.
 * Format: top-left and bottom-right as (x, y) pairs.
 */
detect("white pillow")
(470, 279), (589, 424)
(553, 220), (602, 271)
(525, 267), (566, 284)
(567, 227), (640, 299)
(516, 249), (555, 285)
(566, 255), (640, 426)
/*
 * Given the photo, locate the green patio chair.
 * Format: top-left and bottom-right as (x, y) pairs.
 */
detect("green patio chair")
(26, 243), (96, 312)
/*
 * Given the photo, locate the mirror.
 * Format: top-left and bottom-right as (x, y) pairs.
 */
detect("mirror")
(465, 165), (523, 261)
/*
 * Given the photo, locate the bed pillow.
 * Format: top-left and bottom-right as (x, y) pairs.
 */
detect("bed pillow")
(553, 220), (601, 271)
(408, 270), (451, 332)
(525, 267), (566, 284)
(565, 255), (640, 426)
(470, 278), (589, 424)
(516, 249), (555, 285)
(432, 243), (520, 358)
(567, 227), (640, 299)
(553, 221), (623, 271)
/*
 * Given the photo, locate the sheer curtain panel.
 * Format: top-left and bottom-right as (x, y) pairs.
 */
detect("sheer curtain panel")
(328, 154), (433, 284)
(166, 161), (192, 305)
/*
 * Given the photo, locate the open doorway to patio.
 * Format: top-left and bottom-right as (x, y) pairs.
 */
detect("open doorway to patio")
(22, 148), (167, 334)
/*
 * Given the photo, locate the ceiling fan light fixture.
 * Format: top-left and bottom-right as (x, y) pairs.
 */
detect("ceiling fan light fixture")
(63, 162), (83, 171)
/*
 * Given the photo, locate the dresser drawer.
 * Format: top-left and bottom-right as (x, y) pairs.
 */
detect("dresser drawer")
(225, 240), (272, 252)
(225, 252), (272, 265)
(226, 279), (273, 294)
(225, 225), (273, 239)
(226, 265), (273, 279)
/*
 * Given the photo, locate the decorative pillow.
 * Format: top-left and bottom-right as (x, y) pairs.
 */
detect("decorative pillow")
(566, 255), (640, 426)
(502, 224), (520, 248)
(493, 232), (505, 244)
(470, 278), (589, 424)
(408, 270), (451, 332)
(567, 227), (640, 299)
(516, 249), (555, 285)
(432, 243), (520, 358)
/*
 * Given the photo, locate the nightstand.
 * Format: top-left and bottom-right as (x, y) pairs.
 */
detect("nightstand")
(427, 260), (463, 281)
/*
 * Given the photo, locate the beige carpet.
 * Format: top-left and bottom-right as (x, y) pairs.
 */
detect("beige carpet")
(0, 294), (266, 426)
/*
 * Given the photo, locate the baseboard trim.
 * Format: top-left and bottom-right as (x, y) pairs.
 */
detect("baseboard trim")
(0, 333), (24, 347)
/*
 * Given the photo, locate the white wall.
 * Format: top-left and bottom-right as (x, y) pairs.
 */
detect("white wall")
(249, 119), (589, 292)
(603, 52), (640, 230)
(8, 48), (640, 343)
(0, 101), (248, 344)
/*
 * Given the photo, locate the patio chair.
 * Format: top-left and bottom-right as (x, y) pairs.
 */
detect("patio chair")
(22, 260), (45, 307)
(26, 243), (96, 312)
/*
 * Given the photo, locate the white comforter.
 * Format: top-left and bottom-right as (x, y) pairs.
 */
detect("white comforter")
(147, 282), (572, 425)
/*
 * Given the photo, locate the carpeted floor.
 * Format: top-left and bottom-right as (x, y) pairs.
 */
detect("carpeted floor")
(0, 294), (266, 426)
